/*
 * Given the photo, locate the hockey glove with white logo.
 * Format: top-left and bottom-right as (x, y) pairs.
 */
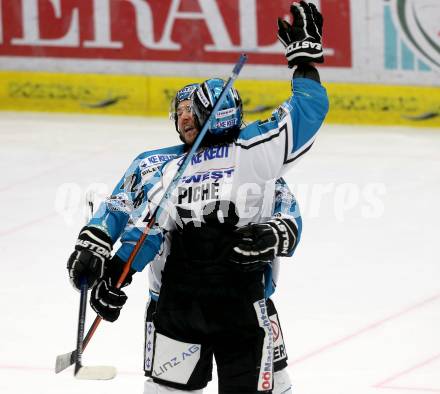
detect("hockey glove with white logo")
(67, 226), (112, 290)
(90, 256), (135, 322)
(229, 218), (298, 271)
(277, 1), (324, 68)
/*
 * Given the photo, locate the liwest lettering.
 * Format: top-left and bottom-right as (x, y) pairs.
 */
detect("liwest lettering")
(181, 168), (234, 184)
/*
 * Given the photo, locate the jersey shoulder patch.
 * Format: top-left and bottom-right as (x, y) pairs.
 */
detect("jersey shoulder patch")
(135, 144), (185, 178)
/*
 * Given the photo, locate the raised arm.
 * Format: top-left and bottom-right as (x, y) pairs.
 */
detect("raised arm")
(235, 2), (329, 181)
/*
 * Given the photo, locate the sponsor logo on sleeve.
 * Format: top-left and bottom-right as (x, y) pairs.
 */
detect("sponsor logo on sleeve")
(105, 193), (133, 214)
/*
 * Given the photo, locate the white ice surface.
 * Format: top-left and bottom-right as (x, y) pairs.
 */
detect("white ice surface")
(0, 112), (439, 394)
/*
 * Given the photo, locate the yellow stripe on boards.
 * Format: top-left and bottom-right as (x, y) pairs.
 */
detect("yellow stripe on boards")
(0, 71), (438, 127)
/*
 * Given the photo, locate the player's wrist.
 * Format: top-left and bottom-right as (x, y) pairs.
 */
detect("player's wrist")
(293, 64), (321, 83)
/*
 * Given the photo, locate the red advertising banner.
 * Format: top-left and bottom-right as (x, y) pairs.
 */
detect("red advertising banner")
(0, 0), (351, 67)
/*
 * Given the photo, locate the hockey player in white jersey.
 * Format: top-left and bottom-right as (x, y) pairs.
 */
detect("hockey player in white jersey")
(143, 2), (327, 392)
(142, 3), (327, 392)
(66, 82), (299, 394)
(68, 81), (299, 393)
(66, 2), (328, 393)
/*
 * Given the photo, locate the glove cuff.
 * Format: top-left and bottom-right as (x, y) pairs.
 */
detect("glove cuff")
(267, 218), (298, 257)
(105, 255), (135, 288)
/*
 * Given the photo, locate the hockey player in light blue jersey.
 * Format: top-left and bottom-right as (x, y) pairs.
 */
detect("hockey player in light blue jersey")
(67, 82), (301, 393)
(67, 2), (328, 393)
(139, 71), (326, 394)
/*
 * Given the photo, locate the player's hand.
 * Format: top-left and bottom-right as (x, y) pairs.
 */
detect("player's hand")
(90, 256), (134, 322)
(67, 226), (112, 290)
(229, 218), (298, 271)
(277, 1), (324, 68)
(90, 279), (127, 322)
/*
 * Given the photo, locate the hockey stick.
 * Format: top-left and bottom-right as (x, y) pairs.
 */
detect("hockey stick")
(75, 278), (88, 375)
(73, 278), (116, 380)
(55, 53), (248, 374)
(55, 193), (116, 379)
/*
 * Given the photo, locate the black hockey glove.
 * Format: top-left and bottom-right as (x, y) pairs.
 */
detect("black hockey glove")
(229, 218), (298, 271)
(67, 226), (112, 290)
(277, 1), (324, 68)
(90, 255), (135, 322)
